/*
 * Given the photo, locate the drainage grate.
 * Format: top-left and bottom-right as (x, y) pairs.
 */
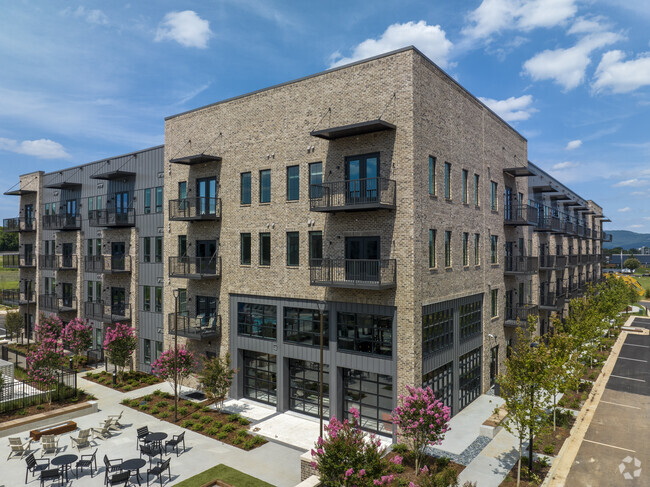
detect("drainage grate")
(184, 391), (206, 401)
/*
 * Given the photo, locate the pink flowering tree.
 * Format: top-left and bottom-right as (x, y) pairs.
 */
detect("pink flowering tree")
(151, 346), (196, 391)
(391, 385), (451, 474)
(26, 338), (65, 405)
(62, 318), (92, 369)
(35, 313), (64, 345)
(103, 323), (137, 380)
(312, 408), (396, 487)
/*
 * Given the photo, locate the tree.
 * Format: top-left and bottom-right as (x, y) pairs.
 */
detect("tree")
(35, 314), (64, 345)
(152, 346), (196, 392)
(624, 257), (641, 272)
(0, 228), (18, 251)
(4, 311), (24, 340)
(391, 385), (451, 474)
(198, 352), (236, 412)
(103, 323), (137, 380)
(26, 338), (65, 405)
(62, 318), (92, 369)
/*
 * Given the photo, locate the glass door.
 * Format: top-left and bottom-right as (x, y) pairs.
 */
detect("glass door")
(62, 243), (73, 268)
(345, 236), (380, 282)
(24, 204), (34, 227)
(62, 283), (73, 308)
(504, 186), (513, 221)
(115, 191), (129, 223)
(490, 346), (499, 387)
(345, 154), (378, 204)
(66, 199), (77, 226)
(111, 242), (126, 271)
(111, 287), (126, 316)
(196, 177), (216, 215)
(196, 240), (217, 274)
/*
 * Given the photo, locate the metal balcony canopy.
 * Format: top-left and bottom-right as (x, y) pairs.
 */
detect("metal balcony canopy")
(503, 167), (534, 177)
(578, 209), (595, 214)
(44, 181), (82, 190)
(310, 119), (396, 140)
(90, 170), (136, 180)
(600, 218), (612, 222)
(531, 184), (556, 192)
(564, 201), (582, 207)
(550, 194), (571, 200)
(170, 154), (222, 165)
(4, 189), (36, 196)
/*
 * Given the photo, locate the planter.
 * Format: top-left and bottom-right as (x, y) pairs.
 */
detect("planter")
(481, 404), (508, 438)
(0, 401), (98, 438)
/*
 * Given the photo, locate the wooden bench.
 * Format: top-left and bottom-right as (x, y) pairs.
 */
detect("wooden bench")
(30, 421), (77, 441)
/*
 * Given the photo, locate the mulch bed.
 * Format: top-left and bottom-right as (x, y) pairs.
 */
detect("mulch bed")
(558, 381), (592, 410)
(499, 458), (551, 487)
(84, 370), (162, 392)
(382, 450), (465, 486)
(0, 392), (94, 422)
(533, 413), (576, 456)
(122, 390), (267, 451)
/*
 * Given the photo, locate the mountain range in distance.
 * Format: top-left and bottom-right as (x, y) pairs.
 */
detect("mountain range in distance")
(604, 230), (650, 250)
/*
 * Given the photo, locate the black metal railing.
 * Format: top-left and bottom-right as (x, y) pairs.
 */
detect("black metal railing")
(167, 312), (222, 340)
(38, 254), (57, 270)
(103, 255), (132, 273)
(504, 204), (538, 226)
(169, 256), (221, 278)
(39, 294), (77, 313)
(536, 216), (562, 232)
(84, 300), (131, 322)
(3, 217), (34, 232)
(18, 254), (36, 268)
(602, 232), (612, 242)
(88, 208), (135, 227)
(1, 289), (20, 306)
(58, 255), (78, 270)
(310, 178), (396, 212)
(505, 304), (539, 326)
(169, 197), (221, 221)
(562, 220), (574, 235)
(504, 255), (539, 274)
(84, 255), (104, 273)
(3, 253), (20, 268)
(42, 213), (80, 231)
(568, 255), (579, 266)
(309, 258), (397, 289)
(539, 255), (567, 269)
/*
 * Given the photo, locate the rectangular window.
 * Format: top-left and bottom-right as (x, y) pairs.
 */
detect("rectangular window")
(259, 169), (271, 203)
(240, 233), (251, 265)
(491, 181), (498, 211)
(178, 235), (187, 257)
(474, 233), (480, 265)
(144, 188), (151, 214)
(87, 198), (93, 218)
(444, 162), (451, 199)
(143, 286), (151, 312)
(155, 341), (163, 362)
(342, 369), (393, 435)
(422, 362), (453, 415)
(462, 169), (468, 204)
(289, 359), (330, 418)
(143, 237), (151, 263)
(96, 238), (102, 256)
(95, 282), (101, 302)
(422, 308), (453, 357)
(491, 289), (498, 318)
(490, 235), (498, 264)
(429, 229), (436, 268)
(284, 308), (328, 348)
(444, 230), (452, 267)
(459, 348), (482, 410)
(143, 339), (151, 365)
(238, 302), (277, 340)
(337, 311), (392, 357)
(460, 300), (482, 340)
(286, 165), (299, 201)
(87, 281), (93, 302)
(240, 172), (251, 205)
(286, 232), (299, 266)
(259, 232), (271, 266)
(243, 350), (277, 405)
(309, 162), (322, 199)
(474, 174), (479, 206)
(308, 231), (322, 265)
(463, 232), (469, 266)
(155, 187), (163, 213)
(155, 236), (163, 263)
(428, 156), (436, 195)
(155, 287), (162, 312)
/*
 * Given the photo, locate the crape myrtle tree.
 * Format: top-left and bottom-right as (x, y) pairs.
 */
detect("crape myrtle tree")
(62, 318), (92, 369)
(103, 322), (137, 380)
(26, 338), (65, 405)
(35, 313), (64, 345)
(151, 345), (197, 392)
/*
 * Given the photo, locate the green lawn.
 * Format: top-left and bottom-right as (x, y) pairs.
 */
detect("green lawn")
(0, 260), (19, 290)
(173, 464), (275, 487)
(634, 276), (650, 294)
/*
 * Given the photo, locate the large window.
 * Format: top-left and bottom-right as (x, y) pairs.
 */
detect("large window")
(444, 231), (452, 267)
(289, 359), (329, 418)
(240, 172), (251, 205)
(286, 232), (299, 266)
(240, 233), (251, 265)
(337, 311), (392, 357)
(309, 162), (322, 198)
(308, 231), (322, 265)
(422, 307), (453, 357)
(155, 287), (162, 313)
(462, 169), (468, 204)
(459, 348), (482, 410)
(243, 351), (277, 405)
(491, 181), (498, 211)
(444, 162), (451, 199)
(144, 188), (151, 214)
(422, 362), (453, 415)
(237, 302), (277, 339)
(284, 308), (328, 347)
(474, 174), (480, 206)
(259, 232), (271, 266)
(490, 235), (498, 264)
(343, 369), (392, 434)
(143, 286), (151, 312)
(260, 169), (271, 203)
(459, 300), (482, 340)
(287, 165), (299, 201)
(428, 156), (436, 195)
(491, 289), (499, 318)
(429, 229), (436, 268)
(143, 339), (151, 365)
(463, 232), (469, 266)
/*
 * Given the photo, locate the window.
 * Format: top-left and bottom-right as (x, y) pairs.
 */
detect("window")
(444, 231), (452, 267)
(423, 363), (453, 414)
(308, 231), (322, 265)
(462, 169), (469, 204)
(155, 236), (162, 263)
(243, 351), (277, 405)
(490, 289), (498, 318)
(259, 232), (271, 266)
(178, 235), (187, 257)
(155, 341), (163, 362)
(240, 172), (251, 205)
(490, 235), (498, 264)
(155, 187), (163, 213)
(96, 238), (102, 256)
(155, 287), (162, 312)
(429, 229), (436, 268)
(260, 169), (271, 203)
(337, 311), (392, 357)
(284, 308), (328, 347)
(286, 232), (299, 266)
(143, 339), (151, 365)
(289, 359), (329, 418)
(240, 233), (251, 265)
(309, 162), (322, 199)
(459, 300), (482, 339)
(428, 156), (436, 195)
(286, 165), (299, 201)
(87, 281), (94, 302)
(474, 174), (480, 206)
(143, 286), (151, 312)
(422, 308), (453, 357)
(463, 232), (469, 266)
(144, 188), (151, 214)
(237, 302), (277, 339)
(444, 162), (451, 199)
(143, 237), (151, 263)
(474, 233), (480, 265)
(459, 348), (482, 410)
(491, 181), (498, 211)
(342, 369), (392, 435)
(87, 198), (93, 218)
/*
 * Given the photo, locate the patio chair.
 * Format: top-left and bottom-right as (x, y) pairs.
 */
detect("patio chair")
(164, 431), (186, 457)
(71, 428), (92, 451)
(92, 422), (113, 440)
(105, 417), (121, 431)
(40, 435), (60, 457)
(107, 470), (130, 486)
(136, 426), (150, 450)
(140, 443), (163, 466)
(147, 458), (171, 486)
(76, 448), (98, 478)
(25, 453), (50, 483)
(107, 410), (125, 428)
(103, 454), (123, 485)
(7, 437), (32, 460)
(39, 468), (61, 487)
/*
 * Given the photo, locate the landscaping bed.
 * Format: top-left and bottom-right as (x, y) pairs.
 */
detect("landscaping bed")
(0, 390), (94, 422)
(383, 446), (465, 486)
(499, 457), (551, 487)
(558, 381), (591, 410)
(122, 389), (267, 451)
(84, 370), (162, 392)
(533, 409), (576, 456)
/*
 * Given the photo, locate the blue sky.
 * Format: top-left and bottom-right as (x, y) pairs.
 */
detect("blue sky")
(1, 1), (649, 230)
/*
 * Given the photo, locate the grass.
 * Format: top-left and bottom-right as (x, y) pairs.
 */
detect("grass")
(634, 275), (650, 292)
(173, 464), (274, 487)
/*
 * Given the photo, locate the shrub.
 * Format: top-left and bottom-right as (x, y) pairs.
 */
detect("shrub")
(216, 431), (228, 440)
(213, 421), (223, 429)
(206, 426), (220, 436)
(242, 439), (255, 450)
(237, 417), (250, 426)
(200, 416), (213, 424)
(120, 398), (131, 405)
(156, 401), (168, 409)
(192, 423), (205, 432)
(544, 445), (555, 455)
(253, 435), (266, 445)
(391, 443), (409, 454)
(236, 429), (248, 438)
(36, 404), (45, 410)
(227, 414), (239, 422)
(150, 407), (160, 415)
(222, 424), (236, 433)
(178, 407), (189, 416)
(159, 412), (170, 419)
(181, 420), (194, 428)
(191, 412), (201, 420)
(202, 406), (211, 413)
(143, 394), (153, 401)
(232, 436), (242, 445)
(122, 385), (133, 392)
(184, 400), (193, 408)
(153, 389), (162, 396)
(139, 404), (150, 411)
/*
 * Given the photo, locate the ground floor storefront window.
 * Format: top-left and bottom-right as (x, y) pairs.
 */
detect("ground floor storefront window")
(289, 359), (329, 418)
(459, 347), (482, 410)
(422, 361), (453, 415)
(243, 351), (277, 405)
(342, 369), (392, 435)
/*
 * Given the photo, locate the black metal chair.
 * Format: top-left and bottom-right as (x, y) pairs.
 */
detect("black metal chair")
(164, 432), (186, 457)
(25, 453), (50, 484)
(140, 443), (163, 466)
(103, 454), (123, 485)
(137, 426), (150, 450)
(76, 448), (98, 478)
(39, 468), (61, 487)
(147, 458), (171, 486)
(107, 470), (130, 486)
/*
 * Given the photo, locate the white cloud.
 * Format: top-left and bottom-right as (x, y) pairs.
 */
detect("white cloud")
(62, 6), (108, 25)
(478, 94), (537, 122)
(618, 207), (631, 212)
(0, 138), (70, 159)
(155, 11), (212, 49)
(613, 178), (647, 187)
(567, 16), (610, 35)
(592, 50), (650, 94)
(552, 161), (579, 169)
(565, 139), (582, 150)
(522, 32), (621, 90)
(330, 21), (453, 69)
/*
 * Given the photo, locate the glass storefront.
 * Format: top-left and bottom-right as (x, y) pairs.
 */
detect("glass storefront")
(342, 369), (393, 435)
(243, 351), (277, 405)
(289, 359), (329, 418)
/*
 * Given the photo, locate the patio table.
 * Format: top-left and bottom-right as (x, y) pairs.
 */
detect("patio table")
(51, 453), (78, 481)
(144, 432), (168, 451)
(120, 458), (147, 485)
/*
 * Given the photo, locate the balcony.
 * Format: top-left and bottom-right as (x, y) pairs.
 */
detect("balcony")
(567, 255), (579, 266)
(535, 216), (562, 233)
(602, 232), (612, 242)
(539, 291), (565, 311)
(575, 223), (585, 237)
(1, 289), (20, 306)
(167, 313), (221, 340)
(583, 226), (591, 238)
(169, 197), (221, 221)
(504, 304), (539, 327)
(169, 256), (221, 279)
(504, 255), (539, 275)
(58, 255), (78, 271)
(103, 255), (132, 274)
(592, 229), (599, 239)
(39, 294), (77, 313)
(579, 254), (590, 264)
(42, 214), (80, 231)
(504, 204), (539, 226)
(309, 258), (396, 290)
(3, 253), (20, 268)
(88, 208), (135, 228)
(84, 301), (132, 323)
(3, 217), (35, 232)
(562, 220), (574, 235)
(539, 255), (567, 270)
(309, 178), (396, 212)
(39, 254), (57, 270)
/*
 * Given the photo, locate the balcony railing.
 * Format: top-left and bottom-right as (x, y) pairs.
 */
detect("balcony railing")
(504, 204), (538, 226)
(602, 232), (612, 242)
(539, 291), (565, 310)
(169, 256), (221, 279)
(84, 300), (132, 322)
(539, 255), (567, 270)
(568, 255), (579, 266)
(3, 253), (20, 268)
(3, 217), (35, 232)
(575, 223), (584, 236)
(58, 255), (78, 270)
(505, 304), (539, 326)
(309, 258), (397, 289)
(167, 313), (221, 340)
(504, 255), (539, 274)
(103, 255), (132, 274)
(2, 289), (34, 306)
(579, 254), (590, 264)
(88, 208), (135, 227)
(169, 197), (221, 221)
(535, 216), (562, 232)
(39, 254), (57, 270)
(39, 294), (77, 313)
(84, 255), (103, 273)
(42, 214), (80, 231)
(310, 177), (396, 212)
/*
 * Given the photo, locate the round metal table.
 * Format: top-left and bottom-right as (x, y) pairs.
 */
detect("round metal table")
(121, 458), (147, 485)
(144, 432), (168, 450)
(51, 454), (78, 481)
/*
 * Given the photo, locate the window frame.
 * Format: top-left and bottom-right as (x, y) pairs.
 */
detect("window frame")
(240, 233), (251, 265)
(463, 232), (469, 266)
(308, 231), (322, 265)
(491, 181), (498, 211)
(240, 172), (252, 205)
(286, 165), (300, 201)
(259, 232), (271, 266)
(309, 162), (323, 199)
(286, 231), (299, 267)
(474, 174), (480, 207)
(444, 162), (452, 200)
(143, 286), (151, 312)
(474, 233), (480, 265)
(429, 229), (436, 268)
(490, 235), (498, 264)
(490, 289), (499, 318)
(155, 236), (163, 263)
(428, 156), (436, 196)
(144, 188), (151, 214)
(259, 169), (271, 203)
(444, 230), (452, 267)
(143, 237), (151, 263)
(155, 187), (163, 213)
(462, 169), (468, 204)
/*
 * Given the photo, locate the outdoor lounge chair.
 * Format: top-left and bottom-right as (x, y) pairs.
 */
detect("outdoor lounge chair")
(147, 458), (171, 486)
(40, 435), (60, 457)
(7, 437), (32, 460)
(92, 422), (113, 440)
(70, 428), (92, 451)
(76, 448), (98, 478)
(107, 410), (125, 428)
(25, 453), (50, 483)
(164, 432), (186, 456)
(103, 454), (123, 485)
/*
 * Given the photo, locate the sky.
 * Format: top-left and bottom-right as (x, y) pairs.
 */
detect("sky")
(0, 0), (649, 231)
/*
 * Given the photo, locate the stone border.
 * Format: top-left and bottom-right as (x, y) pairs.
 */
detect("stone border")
(0, 401), (98, 438)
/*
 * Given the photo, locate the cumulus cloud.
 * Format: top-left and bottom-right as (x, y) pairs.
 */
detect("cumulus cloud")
(330, 21), (453, 68)
(155, 11), (212, 49)
(592, 50), (650, 94)
(565, 140), (582, 150)
(552, 161), (580, 169)
(618, 207), (631, 212)
(613, 178), (646, 187)
(522, 31), (621, 90)
(567, 16), (610, 35)
(0, 138), (70, 159)
(478, 94), (537, 122)
(62, 6), (108, 25)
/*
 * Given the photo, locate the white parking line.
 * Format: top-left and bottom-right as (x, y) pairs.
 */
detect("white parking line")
(583, 439), (636, 453)
(618, 356), (648, 363)
(610, 374), (646, 382)
(600, 400), (641, 410)
(622, 343), (649, 348)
